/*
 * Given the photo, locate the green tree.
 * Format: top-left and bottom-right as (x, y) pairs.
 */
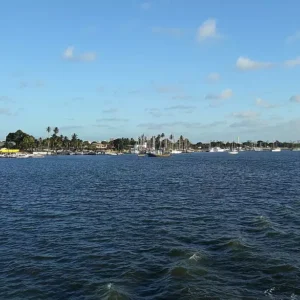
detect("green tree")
(6, 130), (29, 148)
(20, 135), (35, 151)
(71, 133), (78, 149)
(63, 136), (70, 150)
(46, 126), (51, 154)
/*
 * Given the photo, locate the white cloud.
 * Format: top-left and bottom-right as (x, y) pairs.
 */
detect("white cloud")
(138, 121), (225, 131)
(232, 110), (259, 119)
(197, 19), (219, 42)
(141, 2), (151, 10)
(102, 108), (118, 113)
(128, 89), (141, 94)
(35, 80), (45, 87)
(236, 56), (273, 71)
(230, 119), (267, 128)
(284, 57), (300, 68)
(60, 125), (84, 130)
(286, 31), (300, 43)
(19, 81), (28, 89)
(0, 96), (13, 103)
(0, 108), (12, 116)
(96, 117), (128, 122)
(155, 85), (181, 94)
(62, 46), (96, 62)
(205, 89), (233, 100)
(290, 95), (300, 103)
(152, 27), (184, 38)
(229, 110), (265, 129)
(255, 98), (276, 109)
(145, 108), (163, 118)
(164, 105), (196, 113)
(207, 72), (221, 82)
(172, 93), (192, 100)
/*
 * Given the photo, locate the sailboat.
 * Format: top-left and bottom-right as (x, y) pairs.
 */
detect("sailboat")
(228, 141), (238, 155)
(148, 135), (171, 157)
(148, 150), (171, 157)
(271, 140), (281, 152)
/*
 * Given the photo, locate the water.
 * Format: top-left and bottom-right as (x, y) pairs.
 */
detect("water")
(1, 152), (300, 299)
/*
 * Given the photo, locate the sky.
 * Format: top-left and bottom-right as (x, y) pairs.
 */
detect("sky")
(1, 0), (300, 143)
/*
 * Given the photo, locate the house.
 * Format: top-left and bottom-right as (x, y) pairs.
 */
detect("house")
(91, 141), (108, 150)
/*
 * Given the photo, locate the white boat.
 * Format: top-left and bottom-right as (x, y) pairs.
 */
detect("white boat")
(254, 147), (263, 151)
(271, 140), (281, 152)
(228, 140), (239, 155)
(292, 147), (300, 152)
(209, 147), (226, 153)
(16, 154), (31, 158)
(75, 151), (84, 155)
(32, 154), (45, 158)
(171, 149), (182, 154)
(228, 150), (239, 155)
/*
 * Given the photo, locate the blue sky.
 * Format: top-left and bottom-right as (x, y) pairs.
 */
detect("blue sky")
(1, 0), (300, 142)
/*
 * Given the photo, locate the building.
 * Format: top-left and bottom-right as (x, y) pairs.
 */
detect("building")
(0, 148), (20, 153)
(90, 142), (108, 150)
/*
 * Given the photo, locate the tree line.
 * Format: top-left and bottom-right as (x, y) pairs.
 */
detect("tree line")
(3, 128), (300, 151)
(5, 127), (90, 152)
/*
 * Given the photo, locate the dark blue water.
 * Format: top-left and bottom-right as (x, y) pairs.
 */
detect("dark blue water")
(1, 152), (300, 299)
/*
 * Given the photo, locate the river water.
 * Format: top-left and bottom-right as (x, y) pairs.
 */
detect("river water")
(1, 152), (300, 299)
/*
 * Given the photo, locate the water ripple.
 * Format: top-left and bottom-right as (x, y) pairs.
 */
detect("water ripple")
(1, 152), (300, 299)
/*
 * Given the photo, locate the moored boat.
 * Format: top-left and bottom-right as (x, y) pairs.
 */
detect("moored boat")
(148, 152), (171, 157)
(228, 150), (238, 155)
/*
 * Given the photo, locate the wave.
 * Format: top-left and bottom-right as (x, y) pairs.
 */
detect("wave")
(263, 264), (298, 275)
(99, 283), (132, 300)
(170, 266), (189, 277)
(253, 215), (273, 229)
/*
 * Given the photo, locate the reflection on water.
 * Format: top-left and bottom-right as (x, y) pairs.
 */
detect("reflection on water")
(1, 152), (300, 299)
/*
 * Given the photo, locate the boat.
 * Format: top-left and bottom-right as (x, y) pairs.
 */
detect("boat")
(292, 148), (300, 152)
(209, 147), (226, 153)
(186, 149), (195, 153)
(15, 153), (30, 158)
(148, 148), (171, 157)
(171, 149), (182, 154)
(229, 143), (238, 154)
(138, 153), (146, 157)
(228, 150), (239, 155)
(148, 152), (171, 157)
(271, 140), (281, 152)
(228, 140), (239, 155)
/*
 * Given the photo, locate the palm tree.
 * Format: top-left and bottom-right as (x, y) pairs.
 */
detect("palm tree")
(156, 134), (161, 149)
(161, 133), (165, 149)
(179, 135), (184, 151)
(71, 133), (78, 150)
(46, 126), (51, 155)
(169, 134), (174, 150)
(51, 127), (59, 153)
(63, 136), (69, 150)
(53, 127), (59, 136)
(38, 137), (42, 151)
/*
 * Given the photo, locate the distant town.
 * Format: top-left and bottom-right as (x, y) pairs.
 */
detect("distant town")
(1, 127), (300, 157)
